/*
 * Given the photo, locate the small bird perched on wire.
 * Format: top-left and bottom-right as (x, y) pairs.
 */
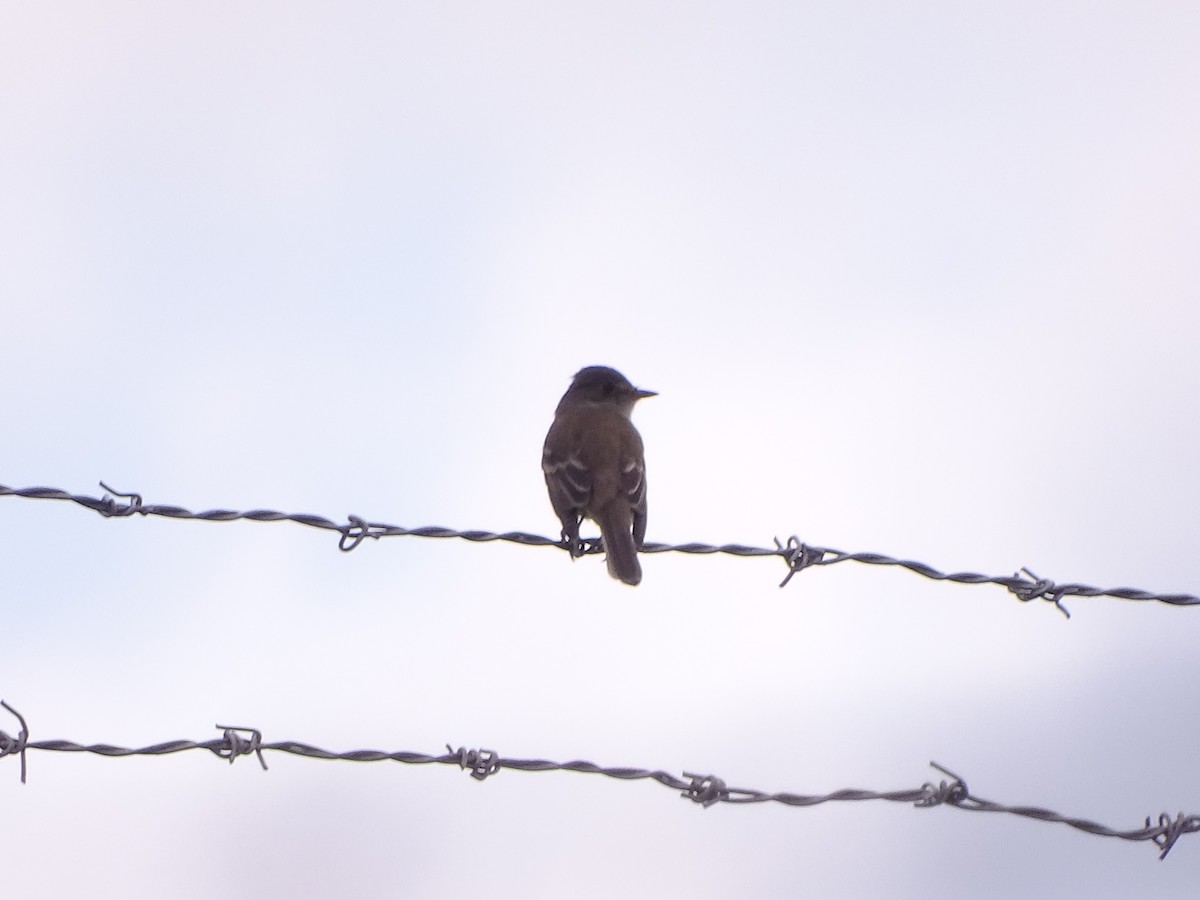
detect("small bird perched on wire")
(542, 366), (656, 585)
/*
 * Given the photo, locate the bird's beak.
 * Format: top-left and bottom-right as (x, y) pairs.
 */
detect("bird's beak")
(635, 388), (657, 399)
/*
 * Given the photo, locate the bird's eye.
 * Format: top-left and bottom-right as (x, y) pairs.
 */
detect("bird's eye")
(602, 382), (615, 395)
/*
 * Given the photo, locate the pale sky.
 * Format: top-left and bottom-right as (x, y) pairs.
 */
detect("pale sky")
(3, 2), (1200, 897)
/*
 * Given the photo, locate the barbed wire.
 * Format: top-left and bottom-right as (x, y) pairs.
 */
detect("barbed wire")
(0, 701), (1192, 860)
(2, 481), (1197, 617)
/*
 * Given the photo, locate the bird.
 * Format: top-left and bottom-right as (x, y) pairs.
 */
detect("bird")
(542, 366), (656, 585)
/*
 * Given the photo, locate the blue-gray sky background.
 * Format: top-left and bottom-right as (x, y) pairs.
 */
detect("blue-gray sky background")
(3, 2), (1199, 896)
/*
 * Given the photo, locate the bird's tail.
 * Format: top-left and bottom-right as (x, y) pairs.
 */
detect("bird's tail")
(595, 505), (642, 586)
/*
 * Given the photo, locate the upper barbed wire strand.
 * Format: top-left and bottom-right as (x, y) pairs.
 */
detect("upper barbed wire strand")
(1, 482), (1196, 616)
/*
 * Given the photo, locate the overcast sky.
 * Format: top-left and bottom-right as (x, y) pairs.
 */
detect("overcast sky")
(3, 2), (1200, 897)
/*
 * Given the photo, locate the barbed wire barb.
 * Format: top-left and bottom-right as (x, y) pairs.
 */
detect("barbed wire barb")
(776, 536), (828, 587)
(214, 725), (269, 771)
(98, 481), (144, 517)
(2, 702), (1196, 859)
(447, 744), (502, 780)
(1011, 567), (1071, 618)
(2, 481), (1196, 613)
(0, 700), (30, 784)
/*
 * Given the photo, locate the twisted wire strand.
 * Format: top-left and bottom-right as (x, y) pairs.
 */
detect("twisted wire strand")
(0, 704), (1194, 859)
(2, 482), (1196, 616)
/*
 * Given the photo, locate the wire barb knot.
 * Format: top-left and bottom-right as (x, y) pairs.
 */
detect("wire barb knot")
(1008, 568), (1071, 619)
(776, 536), (827, 587)
(0, 700), (30, 784)
(214, 724), (268, 771)
(682, 771), (729, 808)
(448, 745), (501, 781)
(339, 515), (387, 552)
(1149, 812), (1200, 861)
(917, 762), (969, 808)
(576, 535), (605, 558)
(97, 481), (144, 518)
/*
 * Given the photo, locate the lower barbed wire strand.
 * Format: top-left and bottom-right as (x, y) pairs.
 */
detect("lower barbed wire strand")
(0, 702), (1196, 860)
